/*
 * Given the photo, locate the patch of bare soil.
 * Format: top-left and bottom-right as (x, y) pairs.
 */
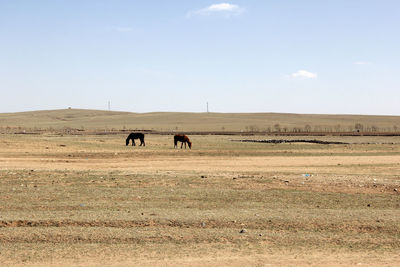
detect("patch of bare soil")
(6, 251), (400, 267)
(0, 134), (399, 266)
(0, 219), (397, 234)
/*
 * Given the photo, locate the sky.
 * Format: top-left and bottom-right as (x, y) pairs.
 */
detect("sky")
(1, 0), (400, 115)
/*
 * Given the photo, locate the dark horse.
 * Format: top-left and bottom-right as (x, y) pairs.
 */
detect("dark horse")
(174, 134), (192, 149)
(126, 133), (145, 146)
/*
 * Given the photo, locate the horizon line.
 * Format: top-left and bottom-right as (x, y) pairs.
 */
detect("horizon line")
(1, 108), (399, 117)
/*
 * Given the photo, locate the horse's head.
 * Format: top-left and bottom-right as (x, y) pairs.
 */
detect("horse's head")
(126, 138), (130, 146)
(188, 141), (192, 149)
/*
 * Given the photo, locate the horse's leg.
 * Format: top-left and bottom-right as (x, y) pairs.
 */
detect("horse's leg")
(133, 139), (136, 146)
(181, 141), (183, 149)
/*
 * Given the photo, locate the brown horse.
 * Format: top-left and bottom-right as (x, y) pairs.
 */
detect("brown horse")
(174, 134), (192, 149)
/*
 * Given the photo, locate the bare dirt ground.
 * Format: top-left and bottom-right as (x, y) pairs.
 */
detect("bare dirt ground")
(0, 134), (399, 266)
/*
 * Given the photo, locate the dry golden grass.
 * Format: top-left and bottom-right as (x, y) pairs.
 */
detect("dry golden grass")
(1, 108), (399, 131)
(0, 133), (399, 266)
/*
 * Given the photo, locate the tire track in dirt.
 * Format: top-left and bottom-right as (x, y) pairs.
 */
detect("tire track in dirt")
(0, 219), (397, 235)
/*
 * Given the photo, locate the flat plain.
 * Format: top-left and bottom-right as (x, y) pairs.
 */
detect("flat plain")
(0, 132), (399, 266)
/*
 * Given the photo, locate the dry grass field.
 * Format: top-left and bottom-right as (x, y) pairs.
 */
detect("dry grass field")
(0, 132), (399, 266)
(1, 108), (400, 132)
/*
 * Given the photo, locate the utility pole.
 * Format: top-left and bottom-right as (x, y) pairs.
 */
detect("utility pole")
(108, 101), (111, 111)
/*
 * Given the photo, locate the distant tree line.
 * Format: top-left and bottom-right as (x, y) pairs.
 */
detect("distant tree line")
(244, 123), (400, 133)
(0, 123), (399, 134)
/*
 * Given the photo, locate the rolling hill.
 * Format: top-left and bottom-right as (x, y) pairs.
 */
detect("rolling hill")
(0, 109), (399, 132)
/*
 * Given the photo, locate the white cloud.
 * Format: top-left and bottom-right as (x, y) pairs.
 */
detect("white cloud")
(208, 3), (240, 12)
(187, 3), (244, 18)
(291, 70), (317, 79)
(354, 61), (372, 65)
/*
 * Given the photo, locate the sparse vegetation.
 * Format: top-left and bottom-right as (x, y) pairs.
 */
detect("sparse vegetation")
(1, 109), (400, 133)
(0, 132), (399, 265)
(0, 110), (400, 265)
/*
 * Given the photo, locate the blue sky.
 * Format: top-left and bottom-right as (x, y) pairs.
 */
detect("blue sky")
(1, 1), (399, 114)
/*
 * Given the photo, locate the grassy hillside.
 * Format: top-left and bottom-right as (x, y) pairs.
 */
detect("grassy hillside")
(0, 108), (399, 132)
